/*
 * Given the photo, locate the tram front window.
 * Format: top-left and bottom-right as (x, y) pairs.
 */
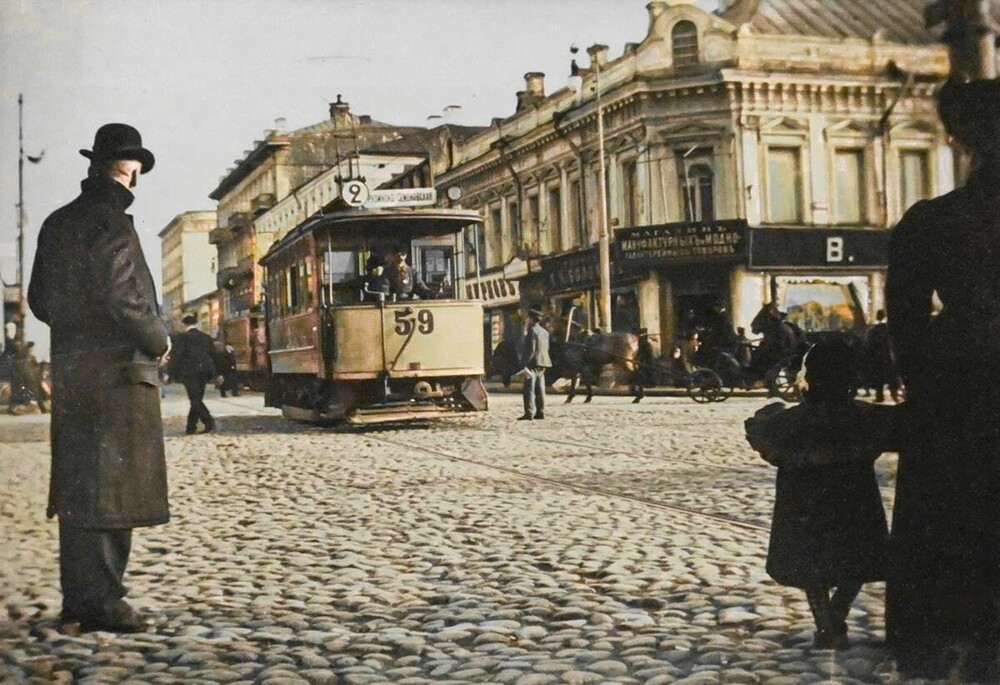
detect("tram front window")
(321, 250), (359, 305)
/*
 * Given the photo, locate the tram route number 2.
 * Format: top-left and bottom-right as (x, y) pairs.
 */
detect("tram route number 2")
(394, 309), (434, 336)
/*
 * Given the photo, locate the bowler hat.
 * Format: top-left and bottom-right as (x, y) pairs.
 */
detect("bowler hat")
(181, 314), (197, 326)
(80, 123), (155, 173)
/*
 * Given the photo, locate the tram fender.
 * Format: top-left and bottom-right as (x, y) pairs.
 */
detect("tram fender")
(461, 376), (489, 411)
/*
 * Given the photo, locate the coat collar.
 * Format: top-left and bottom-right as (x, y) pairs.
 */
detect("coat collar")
(80, 176), (135, 211)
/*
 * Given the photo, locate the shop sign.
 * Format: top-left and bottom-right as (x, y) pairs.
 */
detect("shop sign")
(749, 228), (891, 268)
(542, 246), (606, 294)
(465, 274), (520, 306)
(615, 220), (747, 269)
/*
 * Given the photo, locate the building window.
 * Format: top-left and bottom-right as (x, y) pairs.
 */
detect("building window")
(621, 159), (640, 227)
(488, 205), (503, 267)
(672, 21), (699, 67)
(568, 178), (583, 248)
(832, 149), (866, 225)
(683, 162), (715, 222)
(766, 147), (803, 224)
(899, 150), (930, 213)
(507, 199), (520, 255)
(526, 193), (540, 253)
(546, 186), (561, 253)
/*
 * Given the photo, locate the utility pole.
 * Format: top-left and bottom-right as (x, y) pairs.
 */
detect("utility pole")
(926, 0), (999, 79)
(589, 44), (613, 334)
(16, 94), (25, 334)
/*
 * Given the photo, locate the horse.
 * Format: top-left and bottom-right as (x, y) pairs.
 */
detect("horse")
(748, 303), (807, 384)
(554, 330), (648, 403)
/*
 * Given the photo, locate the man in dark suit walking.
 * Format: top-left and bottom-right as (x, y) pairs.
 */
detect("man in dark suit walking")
(518, 309), (552, 421)
(28, 123), (169, 632)
(170, 314), (218, 434)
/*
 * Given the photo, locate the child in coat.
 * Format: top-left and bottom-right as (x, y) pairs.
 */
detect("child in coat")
(745, 335), (897, 650)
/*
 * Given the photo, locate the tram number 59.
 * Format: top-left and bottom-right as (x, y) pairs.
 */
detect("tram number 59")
(394, 309), (434, 336)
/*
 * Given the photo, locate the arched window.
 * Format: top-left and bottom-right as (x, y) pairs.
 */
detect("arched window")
(684, 163), (715, 222)
(672, 21), (699, 67)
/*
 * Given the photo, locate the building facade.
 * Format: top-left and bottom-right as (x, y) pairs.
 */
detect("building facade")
(157, 210), (216, 331)
(437, 0), (952, 356)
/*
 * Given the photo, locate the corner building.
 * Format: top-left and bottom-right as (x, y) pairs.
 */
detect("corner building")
(437, 0), (952, 355)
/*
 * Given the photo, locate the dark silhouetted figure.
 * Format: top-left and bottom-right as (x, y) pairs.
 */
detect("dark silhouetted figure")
(746, 336), (896, 650)
(885, 78), (1000, 681)
(170, 314), (218, 434)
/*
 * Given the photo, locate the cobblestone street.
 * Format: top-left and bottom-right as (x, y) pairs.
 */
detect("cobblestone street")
(0, 388), (906, 684)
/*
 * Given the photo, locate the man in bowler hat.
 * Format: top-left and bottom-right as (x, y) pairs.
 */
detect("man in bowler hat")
(518, 309), (552, 420)
(28, 123), (169, 632)
(170, 314), (219, 434)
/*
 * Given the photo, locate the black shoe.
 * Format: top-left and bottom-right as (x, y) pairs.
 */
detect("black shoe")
(535, 413), (545, 420)
(232, 392), (240, 397)
(202, 421), (215, 433)
(220, 392), (227, 398)
(185, 426), (197, 435)
(79, 600), (151, 634)
(517, 414), (533, 421)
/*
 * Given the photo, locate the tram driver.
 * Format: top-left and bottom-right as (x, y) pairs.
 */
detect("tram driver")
(385, 248), (438, 300)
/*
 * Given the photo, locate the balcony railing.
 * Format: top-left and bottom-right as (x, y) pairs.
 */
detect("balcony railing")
(208, 227), (233, 245)
(227, 212), (251, 232)
(251, 193), (276, 215)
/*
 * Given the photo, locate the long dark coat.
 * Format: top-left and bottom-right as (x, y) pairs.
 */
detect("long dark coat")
(885, 161), (1000, 667)
(745, 400), (896, 588)
(170, 328), (218, 383)
(28, 177), (170, 529)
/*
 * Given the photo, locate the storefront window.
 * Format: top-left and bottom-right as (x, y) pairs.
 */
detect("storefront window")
(776, 277), (868, 332)
(833, 149), (866, 225)
(766, 147), (803, 223)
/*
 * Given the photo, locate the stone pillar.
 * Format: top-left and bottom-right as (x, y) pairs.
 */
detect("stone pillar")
(808, 115), (830, 225)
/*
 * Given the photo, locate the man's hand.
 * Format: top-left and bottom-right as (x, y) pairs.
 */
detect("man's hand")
(159, 336), (172, 367)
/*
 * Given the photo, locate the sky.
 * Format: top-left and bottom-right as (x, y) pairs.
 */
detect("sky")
(1, 0), (718, 357)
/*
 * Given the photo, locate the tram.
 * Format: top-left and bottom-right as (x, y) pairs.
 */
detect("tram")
(260, 202), (488, 424)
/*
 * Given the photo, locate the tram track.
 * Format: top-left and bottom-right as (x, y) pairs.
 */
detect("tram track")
(363, 433), (772, 535)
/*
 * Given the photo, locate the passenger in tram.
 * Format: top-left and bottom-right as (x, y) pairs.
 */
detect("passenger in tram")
(745, 335), (896, 651)
(362, 263), (390, 303)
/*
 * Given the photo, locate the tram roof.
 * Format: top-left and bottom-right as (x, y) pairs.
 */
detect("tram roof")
(261, 207), (483, 263)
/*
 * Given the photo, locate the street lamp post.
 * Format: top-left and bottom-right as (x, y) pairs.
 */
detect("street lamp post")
(568, 45), (613, 333)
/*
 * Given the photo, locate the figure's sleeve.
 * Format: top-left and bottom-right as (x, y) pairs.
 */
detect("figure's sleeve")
(27, 226), (50, 325)
(88, 217), (169, 358)
(886, 201), (935, 382)
(744, 402), (790, 466)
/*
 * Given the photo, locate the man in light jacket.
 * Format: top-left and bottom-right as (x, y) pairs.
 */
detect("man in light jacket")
(518, 309), (552, 421)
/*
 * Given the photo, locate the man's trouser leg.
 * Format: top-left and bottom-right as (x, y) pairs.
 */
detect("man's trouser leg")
(59, 521), (132, 620)
(522, 368), (537, 416)
(534, 368), (546, 416)
(184, 378), (212, 430)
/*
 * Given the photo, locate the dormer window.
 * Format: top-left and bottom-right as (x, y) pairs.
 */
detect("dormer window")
(672, 21), (699, 67)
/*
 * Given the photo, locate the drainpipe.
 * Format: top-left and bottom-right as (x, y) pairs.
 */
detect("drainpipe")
(493, 120), (525, 256)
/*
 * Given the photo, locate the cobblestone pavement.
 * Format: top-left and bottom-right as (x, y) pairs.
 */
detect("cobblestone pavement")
(0, 389), (916, 684)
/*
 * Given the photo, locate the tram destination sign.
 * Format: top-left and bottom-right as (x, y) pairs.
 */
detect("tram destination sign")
(365, 188), (437, 209)
(615, 220), (747, 269)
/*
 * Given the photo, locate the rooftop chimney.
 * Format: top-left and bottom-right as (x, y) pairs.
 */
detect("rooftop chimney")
(524, 72), (545, 97)
(274, 117), (286, 133)
(647, 1), (668, 36)
(587, 44), (610, 68)
(329, 94), (353, 128)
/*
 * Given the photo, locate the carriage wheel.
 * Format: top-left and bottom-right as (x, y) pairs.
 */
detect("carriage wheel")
(768, 364), (802, 402)
(686, 369), (728, 403)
